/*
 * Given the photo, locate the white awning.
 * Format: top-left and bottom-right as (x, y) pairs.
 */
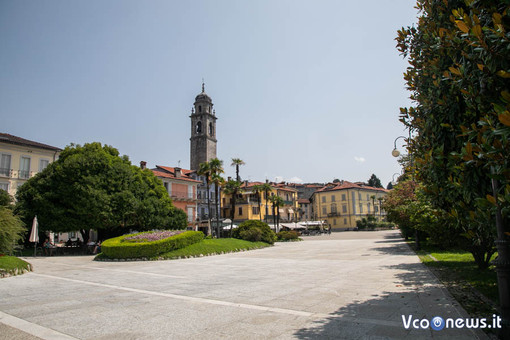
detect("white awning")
(288, 209), (294, 214)
(280, 223), (304, 229)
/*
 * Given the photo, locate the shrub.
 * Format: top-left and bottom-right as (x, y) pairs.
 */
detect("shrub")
(101, 230), (203, 259)
(232, 220), (276, 245)
(277, 230), (300, 241)
(0, 207), (25, 255)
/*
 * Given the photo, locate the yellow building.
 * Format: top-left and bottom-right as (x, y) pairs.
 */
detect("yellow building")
(311, 181), (388, 231)
(221, 181), (298, 224)
(0, 133), (61, 197)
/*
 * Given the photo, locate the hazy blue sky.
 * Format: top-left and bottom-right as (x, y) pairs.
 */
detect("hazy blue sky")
(1, 0), (417, 185)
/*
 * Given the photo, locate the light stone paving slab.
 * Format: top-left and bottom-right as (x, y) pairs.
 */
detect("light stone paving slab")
(0, 230), (490, 339)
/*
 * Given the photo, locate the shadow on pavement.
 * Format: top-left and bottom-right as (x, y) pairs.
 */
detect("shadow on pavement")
(293, 262), (491, 339)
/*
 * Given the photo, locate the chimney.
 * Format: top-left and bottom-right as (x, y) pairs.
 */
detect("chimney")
(140, 161), (147, 170)
(245, 180), (248, 187)
(174, 167), (182, 178)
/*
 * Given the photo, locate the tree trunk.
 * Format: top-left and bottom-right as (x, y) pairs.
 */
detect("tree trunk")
(230, 190), (236, 238)
(206, 181), (212, 236)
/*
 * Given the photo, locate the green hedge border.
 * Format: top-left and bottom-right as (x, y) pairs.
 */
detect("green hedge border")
(102, 230), (204, 259)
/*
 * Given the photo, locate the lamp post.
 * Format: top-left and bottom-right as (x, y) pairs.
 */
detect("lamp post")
(392, 136), (406, 157)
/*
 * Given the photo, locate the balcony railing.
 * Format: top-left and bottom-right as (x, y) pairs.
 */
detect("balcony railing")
(169, 191), (196, 201)
(0, 168), (35, 179)
(327, 212), (341, 217)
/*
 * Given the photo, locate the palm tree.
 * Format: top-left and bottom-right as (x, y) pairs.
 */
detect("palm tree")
(231, 158), (245, 182)
(197, 161), (212, 236)
(268, 195), (284, 232)
(251, 184), (263, 221)
(210, 172), (224, 237)
(209, 158), (224, 237)
(377, 197), (383, 220)
(260, 182), (273, 223)
(223, 179), (242, 237)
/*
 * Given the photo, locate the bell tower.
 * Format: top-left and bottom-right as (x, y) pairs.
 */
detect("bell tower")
(190, 82), (217, 171)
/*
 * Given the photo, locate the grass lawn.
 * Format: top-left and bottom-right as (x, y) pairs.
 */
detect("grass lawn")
(411, 242), (499, 319)
(0, 255), (32, 277)
(155, 238), (270, 259)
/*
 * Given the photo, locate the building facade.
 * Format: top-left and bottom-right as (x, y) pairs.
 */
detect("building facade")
(221, 181), (298, 224)
(311, 181), (388, 231)
(150, 164), (200, 228)
(0, 133), (61, 197)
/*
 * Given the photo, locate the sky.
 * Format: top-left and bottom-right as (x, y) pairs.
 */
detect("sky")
(0, 0), (418, 186)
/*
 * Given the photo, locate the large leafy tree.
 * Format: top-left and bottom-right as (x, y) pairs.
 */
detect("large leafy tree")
(0, 189), (24, 254)
(16, 143), (185, 242)
(396, 0), (510, 269)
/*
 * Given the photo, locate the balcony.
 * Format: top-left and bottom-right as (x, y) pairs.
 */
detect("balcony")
(328, 212), (341, 217)
(0, 168), (12, 178)
(169, 191), (196, 201)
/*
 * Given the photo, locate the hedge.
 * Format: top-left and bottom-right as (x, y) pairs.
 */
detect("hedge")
(232, 220), (276, 245)
(101, 230), (204, 259)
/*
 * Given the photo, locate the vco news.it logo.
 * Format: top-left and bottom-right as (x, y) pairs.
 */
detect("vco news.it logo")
(402, 314), (502, 331)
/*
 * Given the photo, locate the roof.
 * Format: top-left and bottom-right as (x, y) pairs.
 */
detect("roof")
(0, 133), (62, 152)
(298, 198), (310, 204)
(151, 165), (201, 183)
(315, 181), (389, 194)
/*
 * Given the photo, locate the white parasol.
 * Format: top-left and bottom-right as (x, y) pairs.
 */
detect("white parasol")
(29, 216), (39, 256)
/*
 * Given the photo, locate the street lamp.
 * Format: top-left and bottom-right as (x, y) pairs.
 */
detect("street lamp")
(392, 136), (406, 157)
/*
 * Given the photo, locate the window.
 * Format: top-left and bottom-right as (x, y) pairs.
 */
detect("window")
(331, 204), (337, 213)
(375, 206), (379, 213)
(359, 204), (363, 213)
(196, 121), (202, 134)
(19, 156), (31, 179)
(344, 218), (347, 225)
(322, 207), (327, 215)
(209, 122), (214, 136)
(187, 208), (193, 222)
(322, 196), (326, 203)
(0, 182), (8, 192)
(342, 205), (347, 213)
(198, 105), (202, 113)
(0, 154), (11, 177)
(238, 207), (243, 215)
(342, 194), (346, 201)
(358, 193), (362, 200)
(252, 207), (259, 215)
(367, 194), (370, 200)
(39, 159), (49, 172)
(188, 185), (193, 199)
(333, 219), (336, 225)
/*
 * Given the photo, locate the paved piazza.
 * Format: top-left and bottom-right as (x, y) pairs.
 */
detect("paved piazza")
(0, 230), (488, 339)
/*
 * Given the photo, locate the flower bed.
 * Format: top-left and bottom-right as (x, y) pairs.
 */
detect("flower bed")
(101, 230), (204, 259)
(124, 230), (185, 243)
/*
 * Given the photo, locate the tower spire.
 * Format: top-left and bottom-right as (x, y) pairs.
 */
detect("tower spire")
(202, 78), (205, 93)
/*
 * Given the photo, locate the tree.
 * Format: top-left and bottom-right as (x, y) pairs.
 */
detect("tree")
(231, 158), (245, 182)
(223, 179), (242, 237)
(260, 182), (273, 223)
(0, 189), (24, 255)
(197, 161), (212, 236)
(269, 195), (284, 233)
(386, 182), (394, 190)
(395, 0), (510, 270)
(209, 158), (224, 237)
(0, 189), (12, 207)
(251, 184), (264, 221)
(16, 142), (184, 243)
(367, 174), (383, 188)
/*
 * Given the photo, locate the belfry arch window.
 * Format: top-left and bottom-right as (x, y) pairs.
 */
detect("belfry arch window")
(198, 105), (202, 113)
(196, 121), (202, 134)
(209, 122), (214, 136)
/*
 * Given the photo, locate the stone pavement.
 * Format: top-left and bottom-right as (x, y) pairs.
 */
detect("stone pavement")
(0, 230), (489, 339)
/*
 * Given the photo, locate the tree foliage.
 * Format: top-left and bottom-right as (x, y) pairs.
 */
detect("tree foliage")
(367, 174), (383, 188)
(15, 143), (186, 241)
(396, 0), (510, 268)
